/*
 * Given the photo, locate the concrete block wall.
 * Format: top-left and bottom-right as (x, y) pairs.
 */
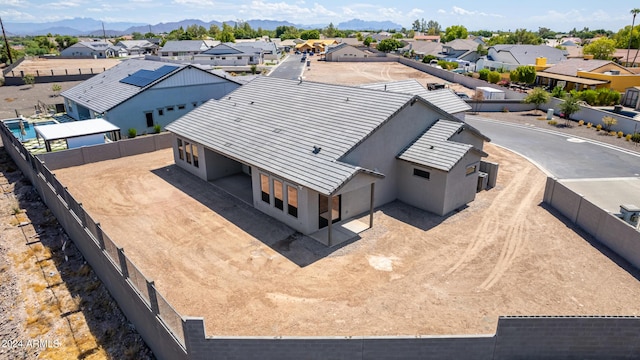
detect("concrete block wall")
(37, 132), (173, 170)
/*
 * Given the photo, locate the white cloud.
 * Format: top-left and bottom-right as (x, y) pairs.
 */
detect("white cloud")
(450, 6), (503, 18)
(437, 9), (446, 14)
(172, 0), (214, 8)
(0, 9), (35, 20)
(0, 0), (27, 7)
(46, 0), (83, 8)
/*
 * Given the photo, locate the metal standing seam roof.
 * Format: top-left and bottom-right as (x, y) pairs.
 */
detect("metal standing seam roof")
(325, 43), (349, 55)
(397, 119), (487, 172)
(359, 79), (471, 114)
(34, 119), (120, 141)
(159, 40), (211, 52)
(60, 59), (186, 114)
(166, 76), (421, 195)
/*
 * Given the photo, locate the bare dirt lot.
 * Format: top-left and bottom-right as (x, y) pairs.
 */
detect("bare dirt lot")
(6, 58), (121, 76)
(0, 81), (83, 120)
(302, 61), (473, 94)
(53, 144), (640, 337)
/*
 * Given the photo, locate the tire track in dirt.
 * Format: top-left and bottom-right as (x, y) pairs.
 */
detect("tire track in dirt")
(445, 163), (537, 277)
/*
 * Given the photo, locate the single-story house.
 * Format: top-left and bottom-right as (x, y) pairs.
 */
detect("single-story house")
(158, 40), (220, 59)
(234, 41), (279, 62)
(194, 43), (261, 65)
(60, 41), (114, 58)
(358, 79), (471, 120)
(414, 35), (441, 42)
(61, 59), (242, 136)
(537, 58), (638, 92)
(114, 40), (158, 56)
(476, 44), (566, 71)
(441, 39), (481, 63)
(325, 43), (368, 61)
(612, 48), (640, 68)
(398, 41), (443, 58)
(295, 39), (338, 53)
(165, 77), (489, 246)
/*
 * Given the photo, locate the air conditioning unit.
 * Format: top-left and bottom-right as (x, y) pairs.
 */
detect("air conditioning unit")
(619, 204), (640, 228)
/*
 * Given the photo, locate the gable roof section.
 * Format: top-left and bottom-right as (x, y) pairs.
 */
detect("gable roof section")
(61, 59), (236, 114)
(160, 40), (210, 52)
(359, 79), (471, 114)
(71, 41), (111, 51)
(201, 43), (245, 55)
(326, 43), (349, 55)
(491, 45), (565, 65)
(166, 77), (422, 195)
(397, 119), (487, 172)
(544, 58), (628, 76)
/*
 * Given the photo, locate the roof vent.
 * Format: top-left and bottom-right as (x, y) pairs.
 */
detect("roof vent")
(312, 146), (322, 154)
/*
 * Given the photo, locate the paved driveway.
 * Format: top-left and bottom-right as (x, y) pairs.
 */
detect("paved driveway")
(465, 115), (640, 179)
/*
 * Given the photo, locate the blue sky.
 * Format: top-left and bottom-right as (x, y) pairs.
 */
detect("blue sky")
(0, 0), (636, 32)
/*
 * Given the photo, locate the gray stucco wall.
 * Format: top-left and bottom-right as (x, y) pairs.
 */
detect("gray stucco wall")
(204, 147), (242, 180)
(443, 153), (481, 214)
(109, 81), (239, 136)
(397, 161), (447, 215)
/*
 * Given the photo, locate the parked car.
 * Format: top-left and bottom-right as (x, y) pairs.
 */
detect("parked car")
(295, 51), (300, 55)
(451, 68), (466, 74)
(455, 92), (470, 99)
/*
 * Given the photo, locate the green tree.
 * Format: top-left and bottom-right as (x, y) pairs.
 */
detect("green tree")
(355, 32), (363, 41)
(209, 24), (221, 38)
(443, 25), (468, 42)
(132, 32), (143, 40)
(513, 65), (536, 84)
(627, 9), (640, 65)
(487, 71), (501, 83)
(216, 23), (236, 43)
(363, 36), (373, 47)
(324, 22), (337, 38)
(144, 32), (155, 39)
(54, 35), (78, 51)
(300, 29), (320, 40)
(558, 94), (581, 125)
(376, 38), (402, 52)
(508, 29), (542, 45)
(426, 20), (441, 35)
(23, 74), (35, 87)
(412, 19), (421, 32)
(407, 30), (415, 38)
(537, 27), (556, 39)
(392, 33), (403, 39)
(422, 54), (437, 63)
(583, 37), (616, 59)
(523, 87), (550, 114)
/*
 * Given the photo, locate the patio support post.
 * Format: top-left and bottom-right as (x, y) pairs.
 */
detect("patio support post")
(369, 182), (375, 228)
(327, 195), (333, 247)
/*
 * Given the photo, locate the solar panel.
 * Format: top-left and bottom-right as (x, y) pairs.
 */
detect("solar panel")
(119, 65), (179, 87)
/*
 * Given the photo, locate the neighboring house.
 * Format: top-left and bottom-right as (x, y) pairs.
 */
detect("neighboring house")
(114, 40), (158, 56)
(359, 79), (471, 120)
(537, 57), (638, 92)
(275, 39), (297, 52)
(61, 59), (242, 135)
(295, 39), (338, 53)
(194, 43), (261, 65)
(234, 41), (279, 62)
(60, 41), (113, 58)
(165, 77), (489, 246)
(414, 35), (441, 42)
(476, 44), (566, 71)
(441, 39), (481, 63)
(398, 41), (443, 58)
(622, 86), (640, 109)
(612, 48), (640, 67)
(325, 43), (368, 61)
(159, 40), (219, 59)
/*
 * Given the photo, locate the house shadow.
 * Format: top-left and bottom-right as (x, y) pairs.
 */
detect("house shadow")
(540, 202), (640, 282)
(378, 200), (462, 232)
(150, 164), (356, 267)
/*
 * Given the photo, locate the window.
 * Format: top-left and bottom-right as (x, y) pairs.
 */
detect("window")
(287, 185), (298, 218)
(167, 106), (174, 111)
(178, 104), (186, 110)
(237, 56), (242, 60)
(185, 141), (192, 164)
(222, 57), (226, 60)
(192, 145), (199, 168)
(177, 139), (184, 160)
(193, 102), (198, 108)
(466, 164), (477, 175)
(413, 168), (430, 179)
(273, 179), (284, 210)
(260, 174), (270, 203)
(158, 109), (164, 116)
(145, 112), (154, 127)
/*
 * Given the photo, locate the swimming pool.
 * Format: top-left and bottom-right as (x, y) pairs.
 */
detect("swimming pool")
(4, 119), (58, 141)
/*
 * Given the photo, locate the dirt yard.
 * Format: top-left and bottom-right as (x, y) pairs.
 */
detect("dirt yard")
(53, 144), (640, 337)
(6, 58), (121, 76)
(0, 81), (83, 119)
(302, 61), (473, 94)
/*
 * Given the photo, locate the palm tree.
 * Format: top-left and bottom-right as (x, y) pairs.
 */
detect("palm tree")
(628, 8), (640, 66)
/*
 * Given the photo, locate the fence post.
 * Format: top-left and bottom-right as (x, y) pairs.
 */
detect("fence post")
(95, 222), (105, 250)
(91, 68), (94, 74)
(77, 202), (87, 227)
(79, 68), (82, 75)
(147, 280), (159, 315)
(51, 69), (54, 76)
(182, 317), (206, 357)
(117, 247), (129, 278)
(65, 69), (68, 75)
(36, 70), (39, 77)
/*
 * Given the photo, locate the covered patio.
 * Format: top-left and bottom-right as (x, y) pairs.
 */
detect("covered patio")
(34, 119), (121, 152)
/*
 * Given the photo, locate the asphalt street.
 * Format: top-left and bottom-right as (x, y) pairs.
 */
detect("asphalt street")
(268, 54), (307, 80)
(465, 115), (640, 179)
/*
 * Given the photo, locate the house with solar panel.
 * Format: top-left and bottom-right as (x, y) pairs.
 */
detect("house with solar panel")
(165, 77), (490, 246)
(61, 59), (242, 136)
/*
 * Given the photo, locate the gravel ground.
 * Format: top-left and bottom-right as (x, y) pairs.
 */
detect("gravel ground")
(0, 81), (82, 120)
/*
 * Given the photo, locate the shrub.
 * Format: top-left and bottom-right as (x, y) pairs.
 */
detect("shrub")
(0, 77), (4, 86)
(596, 124), (602, 131)
(602, 116), (617, 131)
(509, 70), (519, 82)
(487, 71), (501, 84)
(153, 124), (161, 133)
(23, 74), (35, 87)
(478, 68), (490, 81)
(250, 64), (258, 74)
(578, 120), (584, 126)
(626, 134), (633, 141)
(422, 55), (437, 63)
(586, 122), (592, 128)
(632, 133), (640, 143)
(551, 86), (566, 99)
(127, 128), (137, 138)
(547, 120), (558, 126)
(51, 84), (61, 96)
(617, 131), (624, 138)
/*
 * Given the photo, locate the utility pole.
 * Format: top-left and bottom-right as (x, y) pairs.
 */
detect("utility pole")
(149, 24), (152, 35)
(0, 16), (13, 64)
(102, 22), (106, 40)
